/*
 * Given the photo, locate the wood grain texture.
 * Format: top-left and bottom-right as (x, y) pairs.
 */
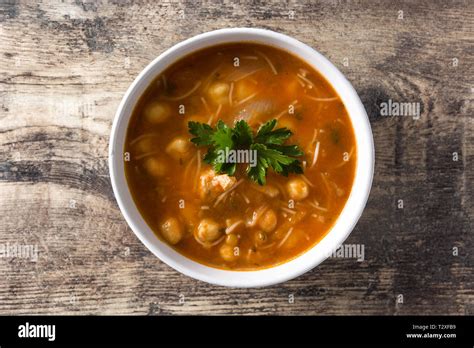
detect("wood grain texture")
(0, 0), (472, 315)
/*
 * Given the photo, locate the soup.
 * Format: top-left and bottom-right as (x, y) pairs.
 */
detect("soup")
(124, 43), (356, 270)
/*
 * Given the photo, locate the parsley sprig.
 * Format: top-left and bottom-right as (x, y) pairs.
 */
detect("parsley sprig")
(188, 119), (303, 185)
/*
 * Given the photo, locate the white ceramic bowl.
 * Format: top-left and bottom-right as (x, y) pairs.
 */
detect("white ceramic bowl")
(109, 28), (374, 287)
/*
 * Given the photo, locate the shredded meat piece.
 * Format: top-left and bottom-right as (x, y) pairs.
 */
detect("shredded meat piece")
(199, 169), (237, 201)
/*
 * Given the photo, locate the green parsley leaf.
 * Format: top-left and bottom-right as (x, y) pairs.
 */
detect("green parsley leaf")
(188, 118), (304, 185)
(199, 120), (235, 175)
(266, 144), (304, 157)
(247, 146), (269, 185)
(255, 119), (293, 145)
(251, 143), (295, 172)
(232, 120), (253, 148)
(188, 121), (213, 146)
(211, 120), (234, 152)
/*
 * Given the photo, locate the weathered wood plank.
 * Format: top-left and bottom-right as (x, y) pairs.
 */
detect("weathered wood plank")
(0, 0), (472, 315)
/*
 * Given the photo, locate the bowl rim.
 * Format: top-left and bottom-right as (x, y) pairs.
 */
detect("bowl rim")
(109, 27), (374, 287)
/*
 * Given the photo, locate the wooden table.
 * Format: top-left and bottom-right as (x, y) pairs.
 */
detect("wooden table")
(0, 1), (472, 315)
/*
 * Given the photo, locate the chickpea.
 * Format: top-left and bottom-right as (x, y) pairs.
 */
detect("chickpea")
(196, 218), (222, 243)
(286, 178), (309, 201)
(144, 101), (171, 124)
(207, 82), (229, 105)
(225, 234), (239, 247)
(262, 185), (279, 198)
(166, 136), (191, 160)
(135, 137), (153, 153)
(258, 209), (277, 233)
(254, 231), (268, 246)
(220, 244), (238, 262)
(284, 78), (299, 98)
(160, 217), (183, 245)
(235, 79), (257, 101)
(143, 156), (168, 177)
